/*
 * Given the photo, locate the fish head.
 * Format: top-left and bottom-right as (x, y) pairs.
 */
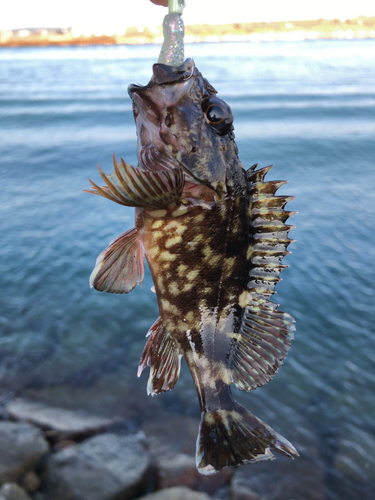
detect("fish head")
(128, 58), (238, 195)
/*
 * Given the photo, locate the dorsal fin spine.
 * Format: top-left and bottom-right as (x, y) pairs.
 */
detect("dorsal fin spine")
(229, 164), (296, 393)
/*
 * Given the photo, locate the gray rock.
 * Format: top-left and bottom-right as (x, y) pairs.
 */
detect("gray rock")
(0, 483), (32, 500)
(142, 414), (233, 494)
(31, 494), (45, 500)
(230, 478), (263, 500)
(6, 398), (115, 440)
(0, 422), (49, 486)
(42, 433), (153, 500)
(138, 486), (216, 500)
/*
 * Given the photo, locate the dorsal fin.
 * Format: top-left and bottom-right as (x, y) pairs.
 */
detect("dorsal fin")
(229, 164), (296, 391)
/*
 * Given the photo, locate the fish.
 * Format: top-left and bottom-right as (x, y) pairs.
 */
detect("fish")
(85, 58), (298, 474)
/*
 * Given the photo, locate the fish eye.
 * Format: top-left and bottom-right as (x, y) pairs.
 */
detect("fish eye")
(207, 105), (224, 123)
(202, 97), (233, 135)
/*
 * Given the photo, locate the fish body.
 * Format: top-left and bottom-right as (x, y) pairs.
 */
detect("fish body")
(86, 59), (298, 474)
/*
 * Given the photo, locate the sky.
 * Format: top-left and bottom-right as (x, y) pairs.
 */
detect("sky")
(1, 0), (375, 31)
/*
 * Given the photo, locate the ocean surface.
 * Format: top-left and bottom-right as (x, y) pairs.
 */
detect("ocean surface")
(1, 40), (374, 498)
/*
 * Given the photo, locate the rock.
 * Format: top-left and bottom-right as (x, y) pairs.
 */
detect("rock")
(41, 433), (153, 500)
(31, 494), (45, 500)
(0, 421), (49, 486)
(138, 486), (216, 500)
(0, 483), (32, 500)
(230, 478), (263, 500)
(156, 454), (197, 490)
(20, 471), (41, 493)
(6, 398), (115, 440)
(142, 414), (233, 494)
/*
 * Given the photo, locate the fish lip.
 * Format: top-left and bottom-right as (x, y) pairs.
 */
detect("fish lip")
(128, 82), (148, 98)
(152, 58), (195, 85)
(127, 58), (195, 97)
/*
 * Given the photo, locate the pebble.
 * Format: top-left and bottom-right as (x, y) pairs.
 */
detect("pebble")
(0, 483), (32, 500)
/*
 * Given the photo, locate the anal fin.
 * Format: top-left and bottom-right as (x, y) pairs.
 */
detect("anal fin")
(230, 303), (295, 391)
(90, 227), (144, 294)
(138, 317), (181, 395)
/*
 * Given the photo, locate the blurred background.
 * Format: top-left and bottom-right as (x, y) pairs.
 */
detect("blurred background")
(1, 1), (375, 499)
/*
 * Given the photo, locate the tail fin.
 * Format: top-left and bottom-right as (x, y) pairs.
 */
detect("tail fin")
(196, 403), (298, 475)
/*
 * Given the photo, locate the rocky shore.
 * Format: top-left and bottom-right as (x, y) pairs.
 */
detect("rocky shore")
(0, 397), (248, 500)
(1, 396), (374, 499)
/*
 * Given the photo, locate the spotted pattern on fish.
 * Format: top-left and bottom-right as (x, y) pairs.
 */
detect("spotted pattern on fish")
(86, 57), (298, 475)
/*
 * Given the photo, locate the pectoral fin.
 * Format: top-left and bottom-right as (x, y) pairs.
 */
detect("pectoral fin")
(84, 155), (184, 210)
(90, 227), (144, 294)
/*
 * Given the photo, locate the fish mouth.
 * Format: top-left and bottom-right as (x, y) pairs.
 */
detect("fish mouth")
(152, 58), (196, 85)
(128, 58), (195, 96)
(127, 58), (197, 111)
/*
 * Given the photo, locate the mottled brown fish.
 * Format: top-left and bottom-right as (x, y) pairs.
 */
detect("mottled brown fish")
(85, 58), (298, 474)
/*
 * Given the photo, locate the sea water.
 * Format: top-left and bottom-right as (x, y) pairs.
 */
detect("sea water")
(0, 40), (374, 498)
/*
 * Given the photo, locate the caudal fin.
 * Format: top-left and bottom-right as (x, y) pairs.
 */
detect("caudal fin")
(196, 403), (298, 475)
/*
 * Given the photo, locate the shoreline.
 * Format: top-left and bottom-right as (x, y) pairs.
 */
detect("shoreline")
(1, 16), (374, 48)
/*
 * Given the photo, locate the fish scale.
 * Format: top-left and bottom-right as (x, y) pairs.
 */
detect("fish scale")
(85, 57), (298, 474)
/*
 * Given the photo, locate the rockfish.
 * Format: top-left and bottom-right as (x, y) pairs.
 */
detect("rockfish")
(85, 58), (298, 474)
